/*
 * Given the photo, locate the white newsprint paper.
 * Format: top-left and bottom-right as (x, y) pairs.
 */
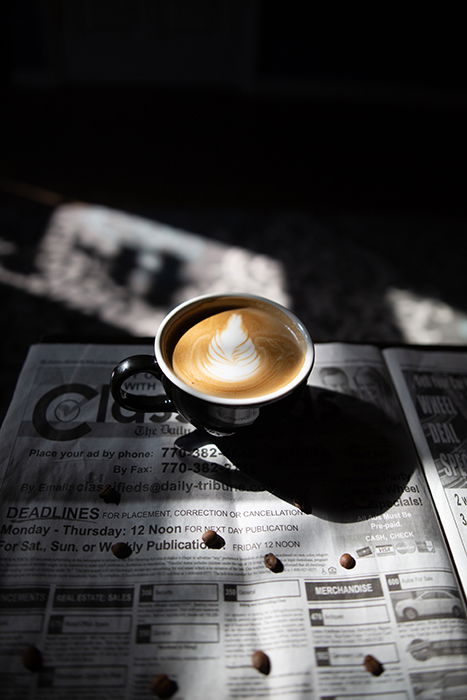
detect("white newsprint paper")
(0, 342), (466, 699)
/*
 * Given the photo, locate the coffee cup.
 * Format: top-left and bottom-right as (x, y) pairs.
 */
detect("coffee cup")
(111, 293), (314, 435)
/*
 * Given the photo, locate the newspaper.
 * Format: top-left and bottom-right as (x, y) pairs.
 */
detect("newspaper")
(384, 349), (467, 591)
(0, 342), (466, 699)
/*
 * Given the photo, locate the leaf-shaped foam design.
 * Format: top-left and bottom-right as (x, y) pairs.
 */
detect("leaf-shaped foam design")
(202, 313), (261, 381)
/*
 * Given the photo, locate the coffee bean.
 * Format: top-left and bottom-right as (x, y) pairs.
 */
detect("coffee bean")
(22, 645), (43, 672)
(292, 497), (312, 513)
(201, 530), (225, 549)
(99, 484), (121, 505)
(264, 553), (283, 573)
(251, 650), (271, 675)
(111, 542), (132, 559)
(339, 553), (356, 569)
(363, 654), (384, 676)
(150, 673), (178, 698)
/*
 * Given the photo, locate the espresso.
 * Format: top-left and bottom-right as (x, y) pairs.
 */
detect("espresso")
(171, 307), (305, 399)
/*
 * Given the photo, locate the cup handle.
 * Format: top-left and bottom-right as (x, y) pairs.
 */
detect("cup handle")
(110, 355), (175, 413)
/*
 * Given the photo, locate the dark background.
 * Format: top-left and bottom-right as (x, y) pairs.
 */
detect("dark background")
(1, 1), (467, 422)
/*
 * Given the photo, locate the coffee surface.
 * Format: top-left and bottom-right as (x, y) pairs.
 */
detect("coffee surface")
(171, 307), (304, 398)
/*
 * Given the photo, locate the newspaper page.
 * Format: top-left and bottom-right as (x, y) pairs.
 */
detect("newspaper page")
(384, 348), (467, 587)
(0, 342), (466, 700)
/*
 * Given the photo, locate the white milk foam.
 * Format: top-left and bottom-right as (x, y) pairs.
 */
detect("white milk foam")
(202, 313), (260, 381)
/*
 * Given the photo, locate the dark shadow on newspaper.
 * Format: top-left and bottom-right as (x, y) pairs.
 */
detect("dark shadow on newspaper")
(175, 387), (416, 524)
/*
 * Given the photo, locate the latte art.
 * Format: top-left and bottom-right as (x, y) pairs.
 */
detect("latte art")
(171, 307), (305, 399)
(203, 313), (260, 382)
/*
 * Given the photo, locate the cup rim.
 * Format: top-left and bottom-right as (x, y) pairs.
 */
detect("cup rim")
(154, 293), (314, 406)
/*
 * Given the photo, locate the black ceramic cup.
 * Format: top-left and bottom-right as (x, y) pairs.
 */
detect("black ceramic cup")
(111, 293), (314, 436)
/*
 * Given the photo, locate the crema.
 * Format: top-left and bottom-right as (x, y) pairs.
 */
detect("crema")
(171, 307), (305, 399)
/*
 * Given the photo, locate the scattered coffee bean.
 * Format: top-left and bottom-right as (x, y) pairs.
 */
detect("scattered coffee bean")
(150, 673), (178, 698)
(201, 530), (225, 549)
(111, 542), (132, 559)
(251, 650), (271, 675)
(264, 553), (284, 573)
(22, 645), (43, 672)
(99, 484), (121, 505)
(363, 654), (384, 676)
(339, 553), (356, 569)
(291, 495), (312, 513)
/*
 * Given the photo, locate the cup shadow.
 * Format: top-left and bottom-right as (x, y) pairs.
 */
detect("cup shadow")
(175, 386), (417, 523)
